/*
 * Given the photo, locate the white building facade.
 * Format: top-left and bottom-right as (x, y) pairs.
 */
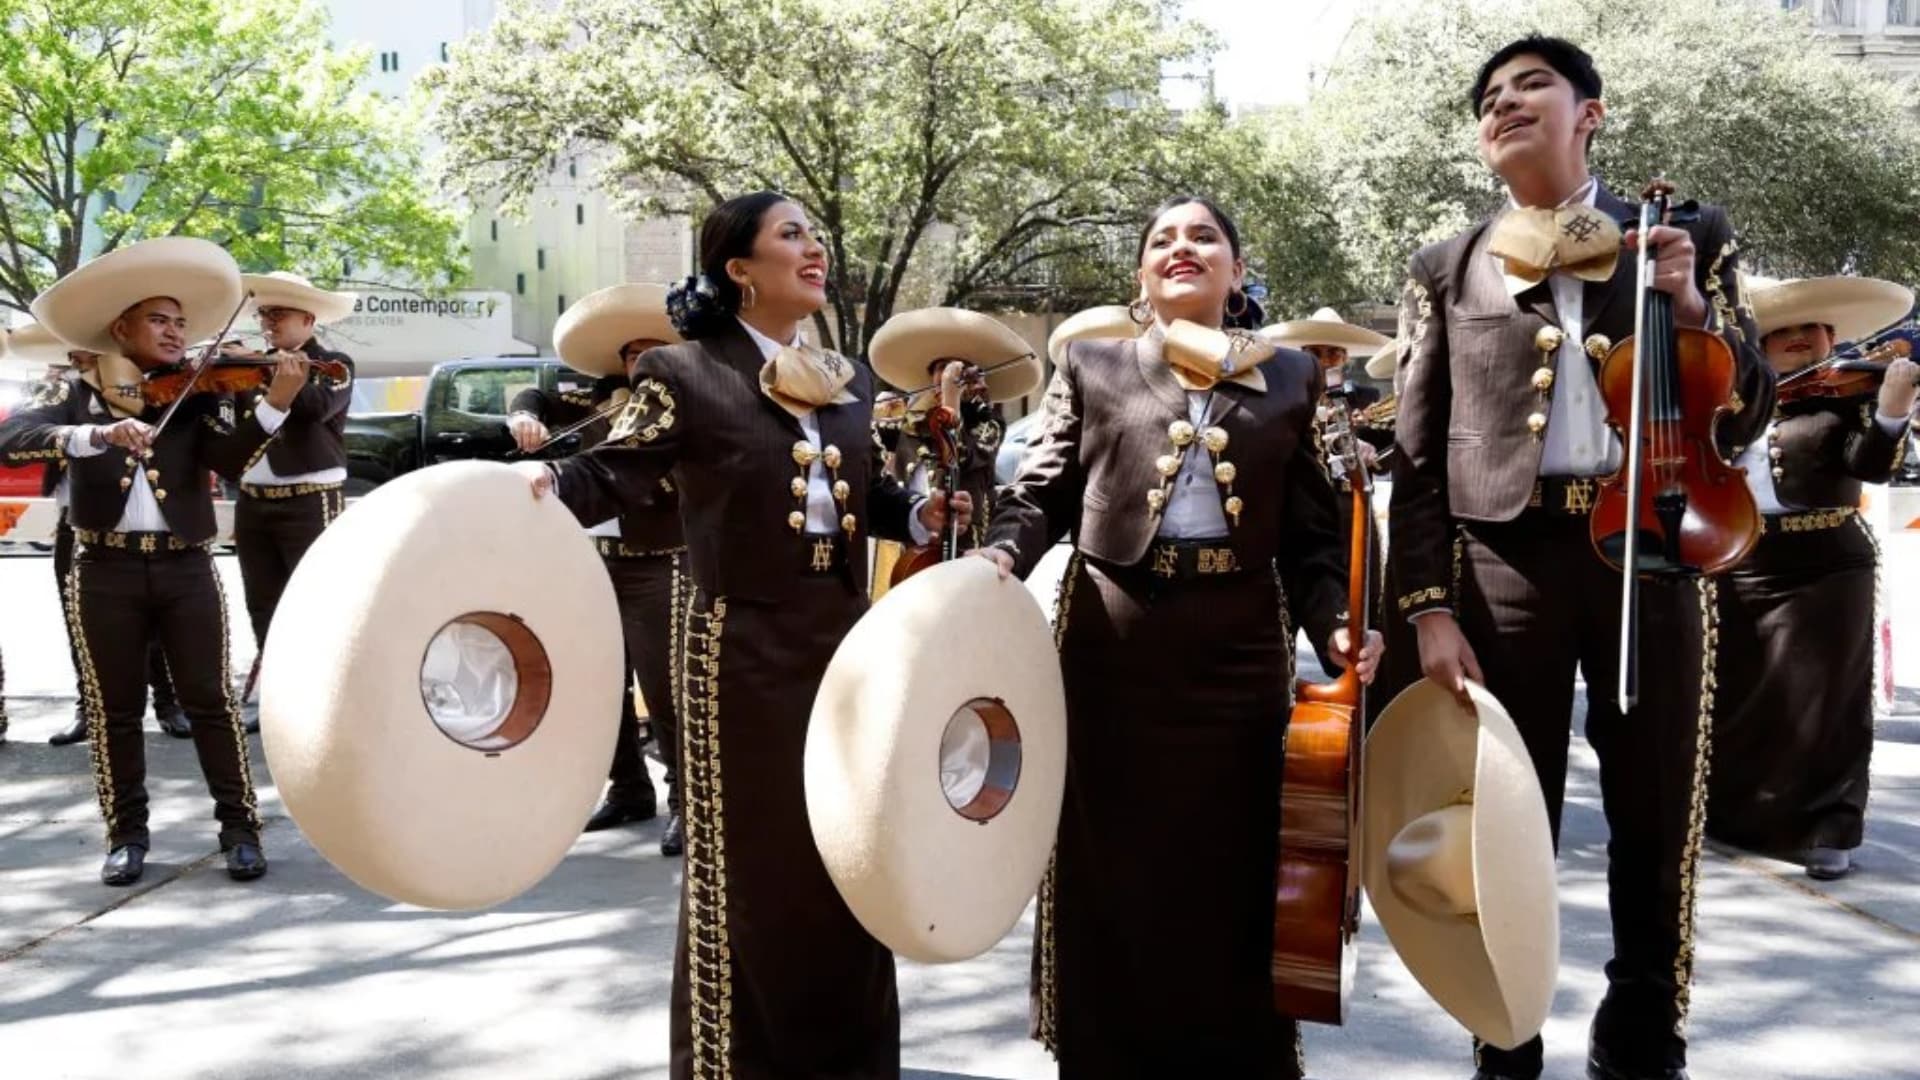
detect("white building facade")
(1784, 0), (1920, 79)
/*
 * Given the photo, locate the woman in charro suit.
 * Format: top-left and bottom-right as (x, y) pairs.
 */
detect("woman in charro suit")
(519, 191), (968, 1079)
(1708, 275), (1917, 881)
(976, 196), (1381, 1079)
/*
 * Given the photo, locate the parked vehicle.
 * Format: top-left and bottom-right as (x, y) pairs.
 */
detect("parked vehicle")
(0, 399), (47, 498)
(346, 357), (592, 493)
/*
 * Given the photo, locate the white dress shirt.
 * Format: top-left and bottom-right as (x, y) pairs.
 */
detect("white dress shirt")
(735, 318), (931, 543)
(1156, 391), (1231, 539)
(65, 401), (287, 532)
(1501, 178), (1623, 478)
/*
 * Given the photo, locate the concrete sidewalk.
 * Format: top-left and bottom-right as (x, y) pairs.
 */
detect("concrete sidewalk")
(2, 685), (1915, 1080)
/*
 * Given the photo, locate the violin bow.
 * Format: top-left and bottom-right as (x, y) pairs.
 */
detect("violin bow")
(509, 394), (630, 458)
(145, 291), (255, 444)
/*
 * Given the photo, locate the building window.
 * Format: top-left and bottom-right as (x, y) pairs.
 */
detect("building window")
(389, 50), (401, 69)
(516, 272), (525, 295)
(568, 160), (577, 178)
(490, 219), (498, 242)
(558, 295), (568, 315)
(536, 248), (546, 270)
(342, 258), (353, 277)
(440, 42), (449, 62)
(575, 204), (585, 225)
(1892, 0), (1920, 26)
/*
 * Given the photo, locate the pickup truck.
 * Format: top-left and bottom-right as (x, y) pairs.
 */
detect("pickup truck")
(345, 356), (595, 493)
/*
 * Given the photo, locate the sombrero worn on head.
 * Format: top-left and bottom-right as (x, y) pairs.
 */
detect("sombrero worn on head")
(1260, 307), (1391, 357)
(869, 307), (1042, 403)
(31, 237), (244, 357)
(243, 271), (358, 325)
(554, 283), (682, 378)
(1047, 305), (1140, 366)
(5, 322), (146, 417)
(1745, 274), (1913, 345)
(1363, 678), (1559, 1051)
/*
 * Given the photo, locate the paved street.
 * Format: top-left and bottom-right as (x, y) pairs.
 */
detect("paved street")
(1, 548), (1917, 1079)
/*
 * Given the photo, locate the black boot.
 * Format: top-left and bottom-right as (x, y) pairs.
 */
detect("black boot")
(101, 844), (147, 886)
(225, 842), (268, 881)
(155, 706), (192, 739)
(49, 710), (89, 747)
(660, 813), (685, 856)
(583, 792), (657, 832)
(1588, 1041), (1687, 1080)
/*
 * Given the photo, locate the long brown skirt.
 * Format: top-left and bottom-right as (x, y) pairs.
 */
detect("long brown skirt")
(1037, 555), (1304, 1079)
(670, 575), (899, 1080)
(1708, 514), (1879, 854)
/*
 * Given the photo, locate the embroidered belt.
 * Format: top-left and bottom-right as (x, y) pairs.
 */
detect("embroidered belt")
(1527, 475), (1601, 517)
(239, 481), (343, 500)
(1761, 507), (1856, 534)
(1144, 540), (1243, 580)
(72, 528), (208, 555)
(595, 538), (688, 560)
(801, 533), (849, 574)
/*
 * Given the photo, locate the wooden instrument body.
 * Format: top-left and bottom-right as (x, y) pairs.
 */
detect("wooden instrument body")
(1271, 396), (1369, 1025)
(1590, 326), (1759, 576)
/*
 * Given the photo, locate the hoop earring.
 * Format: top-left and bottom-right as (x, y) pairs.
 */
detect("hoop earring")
(1128, 296), (1152, 326)
(1225, 290), (1248, 319)
(740, 283), (758, 312)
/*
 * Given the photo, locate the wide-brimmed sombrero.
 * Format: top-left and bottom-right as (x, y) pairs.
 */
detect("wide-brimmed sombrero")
(1260, 307), (1391, 357)
(31, 237), (244, 357)
(554, 283), (682, 378)
(1745, 274), (1913, 345)
(1047, 305), (1140, 366)
(806, 558), (1066, 963)
(242, 270), (359, 325)
(869, 307), (1042, 403)
(1363, 678), (1559, 1050)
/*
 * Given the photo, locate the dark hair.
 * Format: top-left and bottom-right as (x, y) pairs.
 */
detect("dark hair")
(1471, 35), (1601, 118)
(1136, 195), (1264, 331)
(666, 190), (792, 340)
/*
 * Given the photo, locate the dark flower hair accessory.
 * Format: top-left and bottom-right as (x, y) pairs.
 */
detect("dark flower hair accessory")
(666, 273), (726, 337)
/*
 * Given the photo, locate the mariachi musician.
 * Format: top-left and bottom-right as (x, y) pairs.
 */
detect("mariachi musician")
(226, 272), (356, 734)
(518, 191), (967, 1077)
(1, 328), (188, 745)
(0, 237), (309, 887)
(867, 307), (1039, 554)
(1707, 274), (1916, 881)
(507, 283), (685, 856)
(1391, 36), (1773, 1080)
(977, 195), (1378, 1078)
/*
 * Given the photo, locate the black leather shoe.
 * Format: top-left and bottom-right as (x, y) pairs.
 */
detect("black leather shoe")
(1588, 1045), (1687, 1080)
(241, 701), (260, 736)
(1806, 846), (1851, 880)
(49, 712), (89, 746)
(156, 708), (192, 739)
(660, 813), (685, 856)
(101, 845), (147, 886)
(583, 796), (657, 832)
(225, 842), (268, 881)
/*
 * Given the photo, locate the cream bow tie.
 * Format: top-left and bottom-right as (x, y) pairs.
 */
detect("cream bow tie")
(1487, 205), (1622, 296)
(1162, 321), (1271, 393)
(761, 344), (857, 418)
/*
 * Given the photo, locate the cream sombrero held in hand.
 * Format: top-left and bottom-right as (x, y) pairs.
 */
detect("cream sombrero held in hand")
(1047, 305), (1140, 366)
(1363, 677), (1559, 1050)
(1744, 274), (1913, 346)
(870, 307), (1042, 403)
(31, 237), (245, 357)
(1365, 336), (1405, 381)
(553, 283), (682, 378)
(242, 270), (358, 325)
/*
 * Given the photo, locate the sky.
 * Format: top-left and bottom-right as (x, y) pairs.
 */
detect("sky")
(1171, 0), (1370, 112)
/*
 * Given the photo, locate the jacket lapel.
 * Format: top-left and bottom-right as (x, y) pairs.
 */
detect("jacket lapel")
(1584, 182), (1640, 341)
(1202, 380), (1250, 430)
(1134, 330), (1192, 420)
(712, 320), (805, 439)
(1468, 226), (1558, 327)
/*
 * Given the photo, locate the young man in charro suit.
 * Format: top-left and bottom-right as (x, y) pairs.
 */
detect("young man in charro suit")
(1388, 36), (1775, 1080)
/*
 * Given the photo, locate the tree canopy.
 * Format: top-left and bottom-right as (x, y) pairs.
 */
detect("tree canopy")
(1282, 0), (1920, 303)
(0, 0), (465, 317)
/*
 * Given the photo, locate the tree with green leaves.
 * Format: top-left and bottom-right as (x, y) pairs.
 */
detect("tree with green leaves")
(0, 0), (465, 317)
(1285, 0), (1920, 302)
(426, 0), (1276, 355)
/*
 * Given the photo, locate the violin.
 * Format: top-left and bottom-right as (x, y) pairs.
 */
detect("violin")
(1776, 338), (1913, 406)
(1271, 385), (1370, 1025)
(1588, 179), (1761, 708)
(888, 363), (970, 585)
(142, 347), (349, 406)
